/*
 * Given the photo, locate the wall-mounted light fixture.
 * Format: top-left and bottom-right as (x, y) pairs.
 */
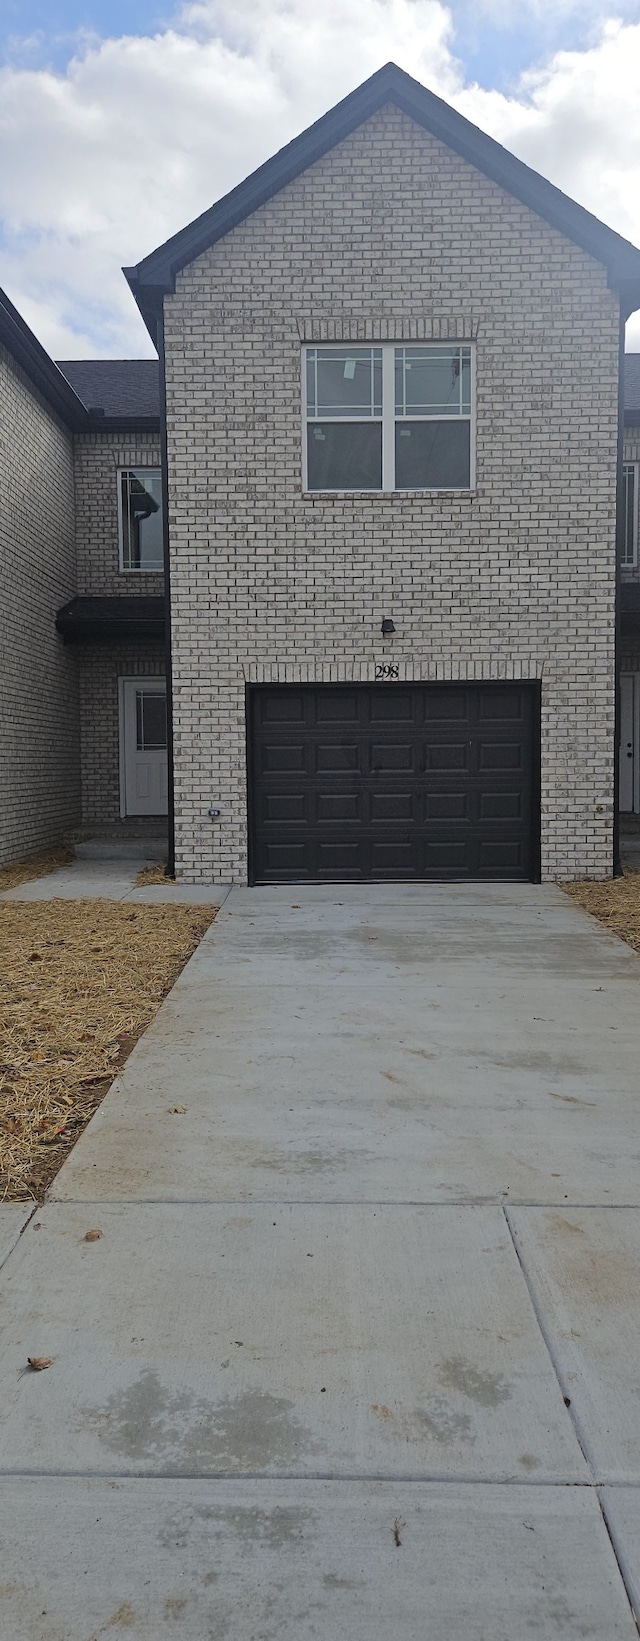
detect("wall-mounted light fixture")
(381, 617), (396, 635)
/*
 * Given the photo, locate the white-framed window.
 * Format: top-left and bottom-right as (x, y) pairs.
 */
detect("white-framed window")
(303, 343), (474, 492)
(118, 468), (163, 571)
(623, 463), (639, 568)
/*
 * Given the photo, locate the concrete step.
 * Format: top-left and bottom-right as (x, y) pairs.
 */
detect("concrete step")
(74, 838), (167, 862)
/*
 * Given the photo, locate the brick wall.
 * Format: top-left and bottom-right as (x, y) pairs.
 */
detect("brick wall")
(163, 106), (620, 883)
(73, 430), (162, 595)
(78, 644), (165, 824)
(0, 344), (80, 865)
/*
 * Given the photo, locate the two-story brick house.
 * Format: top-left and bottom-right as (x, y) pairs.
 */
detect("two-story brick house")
(122, 61), (640, 884)
(3, 63), (640, 883)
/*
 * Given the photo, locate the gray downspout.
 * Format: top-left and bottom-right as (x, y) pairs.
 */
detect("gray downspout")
(157, 307), (176, 878)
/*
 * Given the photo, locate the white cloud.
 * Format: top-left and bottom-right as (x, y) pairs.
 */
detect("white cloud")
(1, 0), (640, 354)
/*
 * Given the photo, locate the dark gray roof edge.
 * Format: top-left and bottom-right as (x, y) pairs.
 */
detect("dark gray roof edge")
(0, 287), (89, 429)
(81, 415), (161, 433)
(125, 62), (640, 325)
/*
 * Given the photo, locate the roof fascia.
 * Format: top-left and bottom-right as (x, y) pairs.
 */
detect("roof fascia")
(124, 64), (640, 342)
(82, 414), (161, 433)
(0, 288), (89, 430)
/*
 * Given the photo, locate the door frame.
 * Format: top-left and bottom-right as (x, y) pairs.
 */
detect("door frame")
(620, 672), (640, 814)
(118, 674), (167, 819)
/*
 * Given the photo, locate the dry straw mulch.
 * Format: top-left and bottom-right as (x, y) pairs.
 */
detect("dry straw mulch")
(564, 871), (640, 955)
(0, 846), (73, 893)
(0, 900), (215, 1202)
(134, 861), (169, 886)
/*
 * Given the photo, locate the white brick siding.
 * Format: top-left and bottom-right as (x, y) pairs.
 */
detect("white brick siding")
(162, 108), (619, 882)
(0, 343), (80, 865)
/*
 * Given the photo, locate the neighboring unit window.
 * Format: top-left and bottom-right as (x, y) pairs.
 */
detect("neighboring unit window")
(623, 463), (639, 568)
(304, 344), (473, 492)
(119, 469), (163, 570)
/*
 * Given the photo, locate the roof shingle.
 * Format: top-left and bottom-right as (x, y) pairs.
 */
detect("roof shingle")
(56, 359), (160, 418)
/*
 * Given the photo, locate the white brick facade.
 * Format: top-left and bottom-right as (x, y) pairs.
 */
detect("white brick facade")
(163, 107), (619, 884)
(0, 344), (81, 865)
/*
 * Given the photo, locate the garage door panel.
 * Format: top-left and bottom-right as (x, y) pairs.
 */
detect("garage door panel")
(260, 692), (306, 724)
(371, 842), (416, 873)
(315, 692), (361, 723)
(478, 689), (525, 720)
(370, 792), (416, 822)
(479, 742), (523, 771)
(317, 793), (362, 822)
(261, 743), (306, 773)
(480, 791), (522, 820)
(479, 841), (526, 870)
(424, 689), (469, 720)
(263, 794), (307, 823)
(425, 841), (470, 870)
(263, 843), (309, 874)
(318, 842), (364, 874)
(426, 743), (469, 771)
(249, 684), (537, 883)
(371, 742), (415, 771)
(425, 792), (469, 820)
(368, 691), (416, 723)
(316, 742), (360, 772)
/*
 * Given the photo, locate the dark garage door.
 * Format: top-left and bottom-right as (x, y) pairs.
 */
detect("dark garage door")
(248, 683), (539, 883)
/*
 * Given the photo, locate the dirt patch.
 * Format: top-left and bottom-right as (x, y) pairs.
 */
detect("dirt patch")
(134, 861), (170, 886)
(0, 899), (216, 1201)
(563, 871), (640, 956)
(0, 846), (73, 893)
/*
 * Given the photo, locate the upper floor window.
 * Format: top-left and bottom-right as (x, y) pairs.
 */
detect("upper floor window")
(623, 463), (638, 568)
(304, 343), (473, 492)
(119, 468), (163, 571)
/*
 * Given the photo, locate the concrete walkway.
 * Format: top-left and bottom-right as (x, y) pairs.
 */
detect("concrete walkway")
(2, 883), (640, 1636)
(0, 856), (228, 904)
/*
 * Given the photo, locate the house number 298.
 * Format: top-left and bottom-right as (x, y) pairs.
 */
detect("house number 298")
(375, 663), (399, 680)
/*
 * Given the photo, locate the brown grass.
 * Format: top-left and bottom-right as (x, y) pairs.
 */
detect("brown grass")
(563, 871), (640, 955)
(0, 899), (216, 1202)
(134, 861), (169, 886)
(0, 846), (73, 893)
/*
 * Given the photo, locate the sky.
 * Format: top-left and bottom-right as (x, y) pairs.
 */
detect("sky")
(2, 0), (640, 358)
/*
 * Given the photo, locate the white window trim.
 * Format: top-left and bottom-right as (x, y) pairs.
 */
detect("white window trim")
(301, 342), (476, 494)
(118, 675), (167, 818)
(117, 467), (164, 574)
(623, 462), (639, 569)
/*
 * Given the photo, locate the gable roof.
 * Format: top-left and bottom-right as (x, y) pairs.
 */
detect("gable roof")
(125, 62), (640, 344)
(57, 358), (160, 420)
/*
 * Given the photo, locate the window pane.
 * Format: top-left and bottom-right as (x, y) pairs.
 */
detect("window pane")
(306, 348), (382, 417)
(623, 464), (636, 566)
(395, 420), (470, 488)
(121, 470), (163, 570)
(307, 422), (382, 489)
(395, 347), (471, 416)
(136, 690), (167, 751)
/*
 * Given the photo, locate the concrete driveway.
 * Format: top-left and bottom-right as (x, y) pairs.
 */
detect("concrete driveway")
(1, 883), (640, 1637)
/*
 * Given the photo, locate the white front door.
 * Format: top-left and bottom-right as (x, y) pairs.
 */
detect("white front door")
(120, 678), (168, 816)
(620, 673), (639, 813)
